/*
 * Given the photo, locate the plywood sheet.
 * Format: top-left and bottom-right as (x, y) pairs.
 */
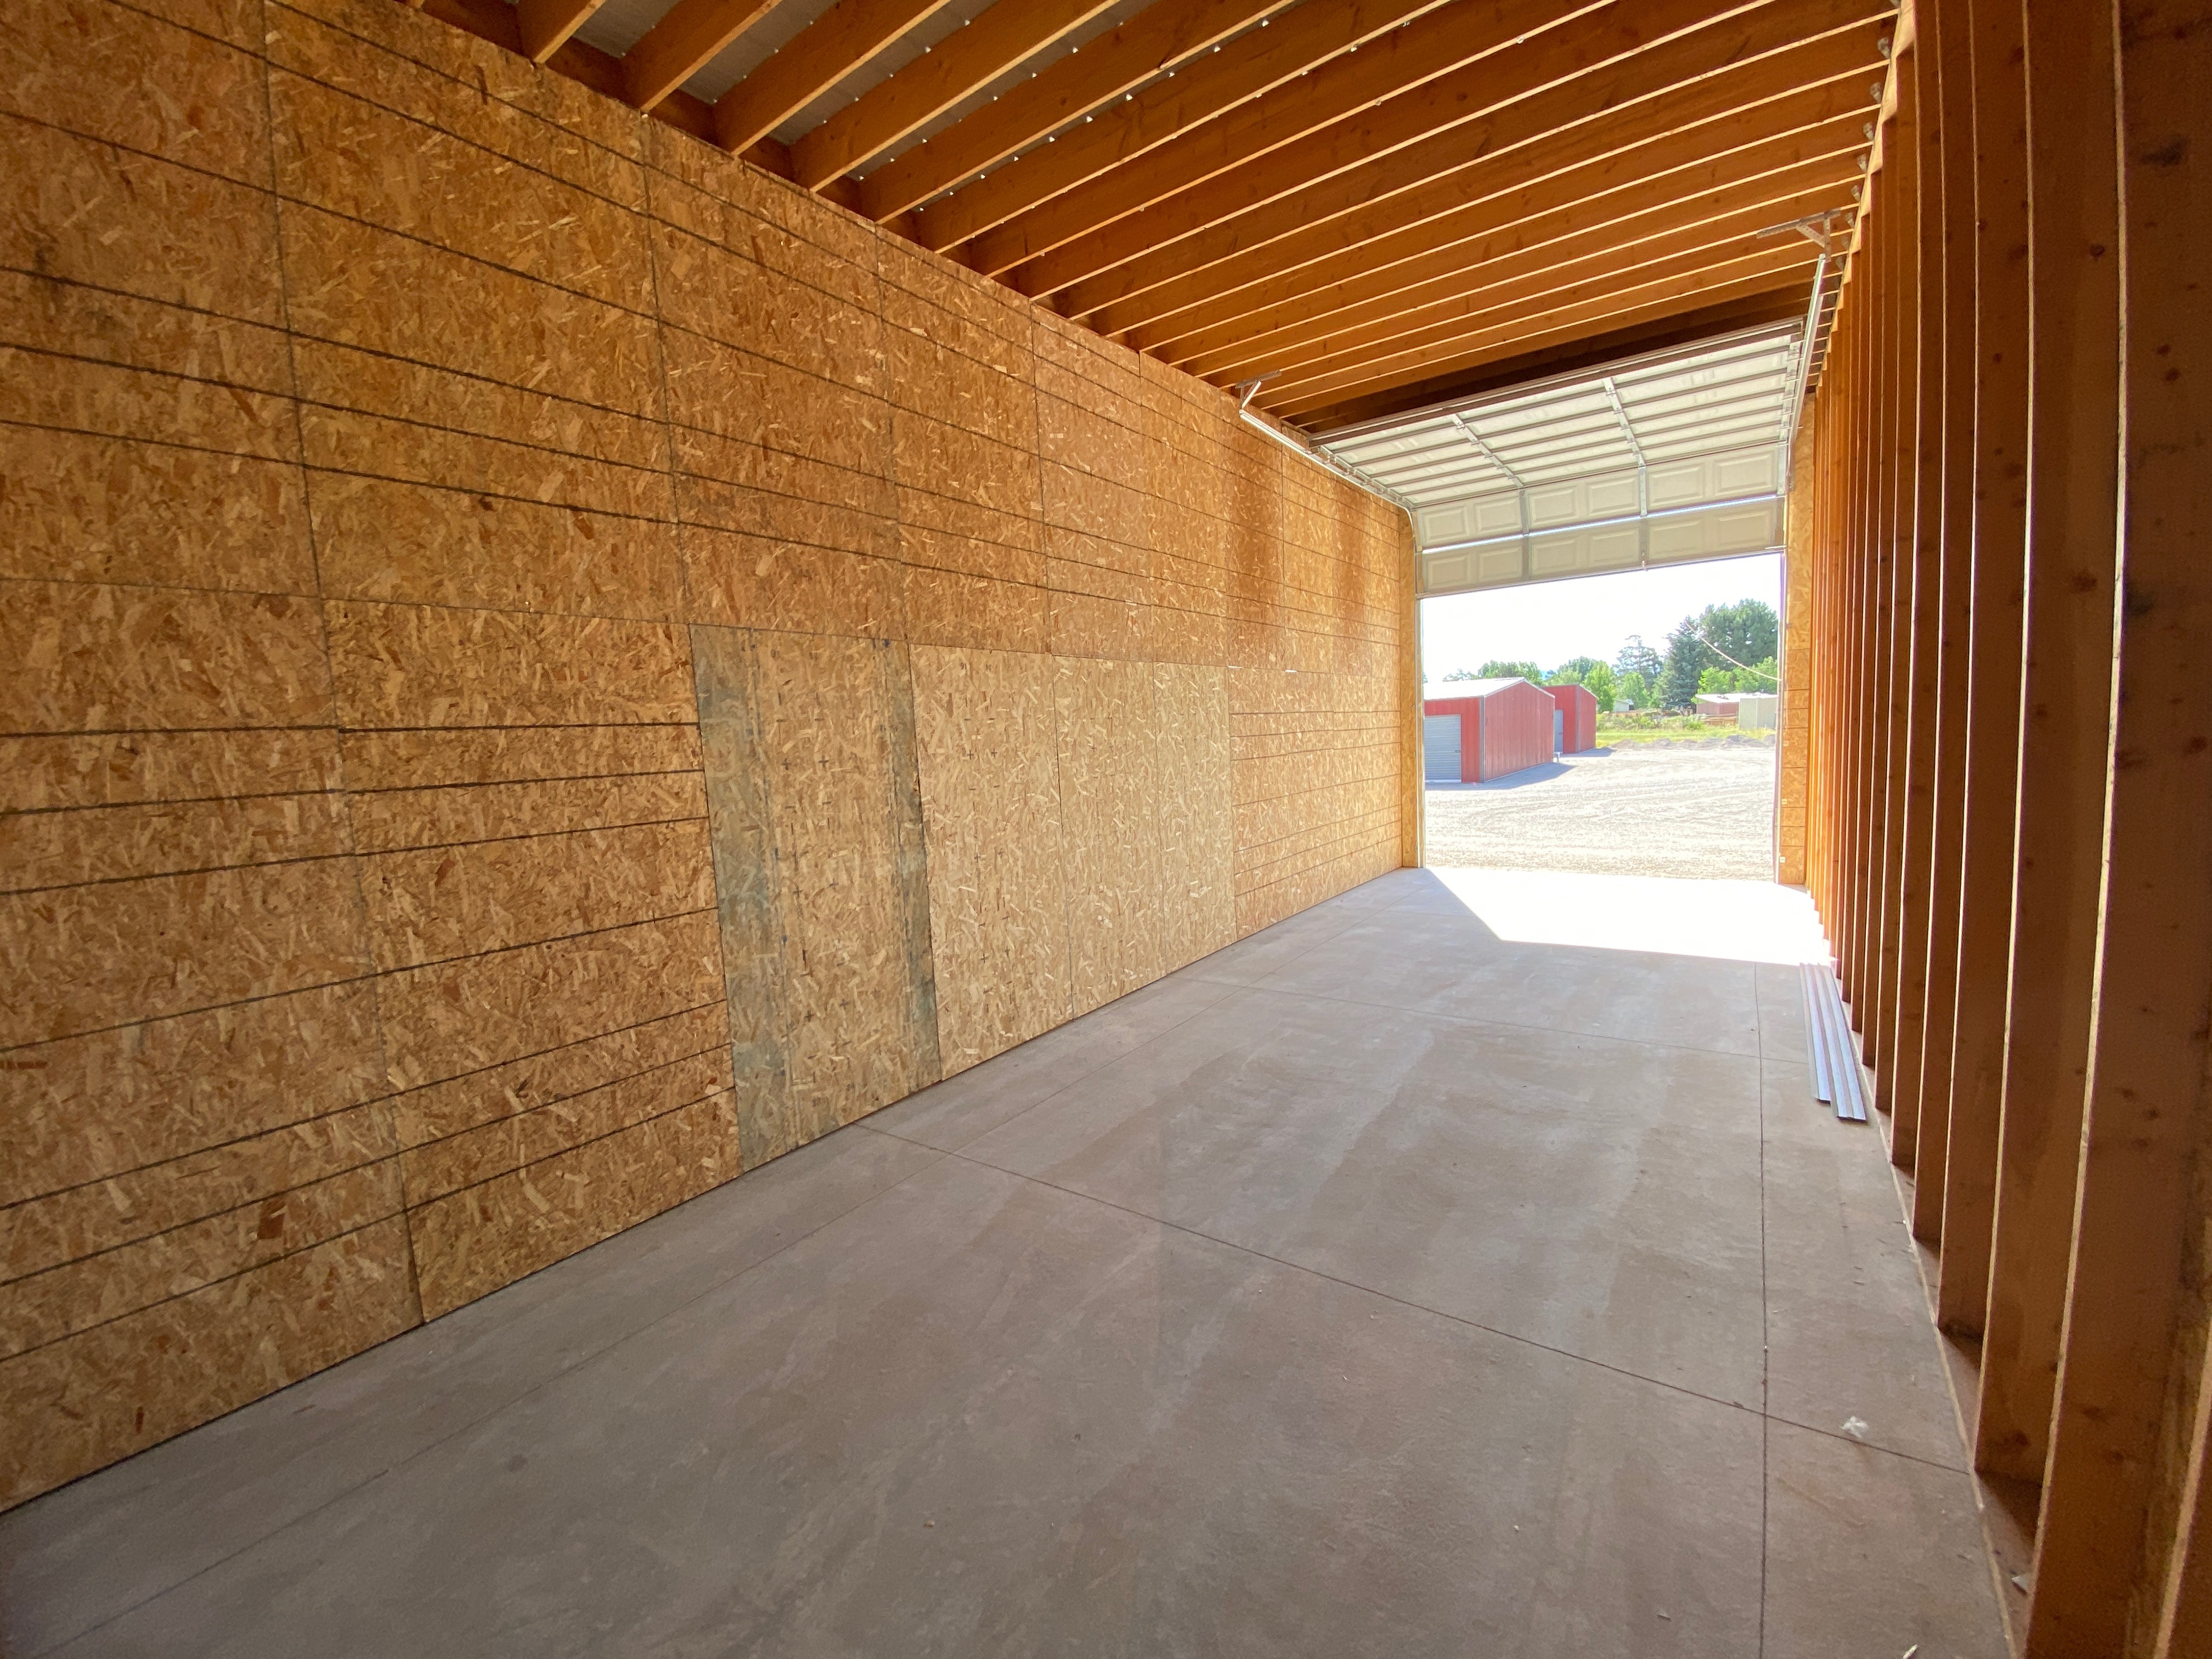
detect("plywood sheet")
(692, 626), (939, 1166)
(1, 857), (373, 1047)
(1056, 658), (1166, 1016)
(0, 983), (386, 1209)
(911, 645), (1069, 1072)
(0, 1215), (419, 1509)
(323, 601), (695, 729)
(1153, 663), (1237, 972)
(371, 909), (724, 1093)
(358, 817), (714, 970)
(3, 583), (332, 734)
(405, 1090), (737, 1319)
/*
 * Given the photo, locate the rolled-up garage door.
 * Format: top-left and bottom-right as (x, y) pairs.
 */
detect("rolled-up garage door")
(1424, 714), (1462, 782)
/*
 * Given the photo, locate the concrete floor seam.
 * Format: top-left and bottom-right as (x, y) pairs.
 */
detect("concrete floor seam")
(916, 1132), (1973, 1482)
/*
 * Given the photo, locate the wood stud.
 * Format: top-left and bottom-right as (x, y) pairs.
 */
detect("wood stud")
(1786, 0), (2211, 1651)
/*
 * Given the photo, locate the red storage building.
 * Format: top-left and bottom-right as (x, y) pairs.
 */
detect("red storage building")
(1422, 678), (1558, 783)
(1545, 682), (1599, 753)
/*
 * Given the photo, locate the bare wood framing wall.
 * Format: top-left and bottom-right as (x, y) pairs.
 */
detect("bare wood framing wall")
(1792, 1), (2210, 1652)
(0, 0), (1414, 1508)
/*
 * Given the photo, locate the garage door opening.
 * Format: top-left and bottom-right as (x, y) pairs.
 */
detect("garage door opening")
(1318, 325), (1810, 884)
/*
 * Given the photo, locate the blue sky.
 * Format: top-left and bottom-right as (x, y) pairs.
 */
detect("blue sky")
(1419, 553), (1782, 683)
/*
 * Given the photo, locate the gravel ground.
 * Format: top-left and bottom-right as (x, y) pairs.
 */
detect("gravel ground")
(1424, 740), (1776, 880)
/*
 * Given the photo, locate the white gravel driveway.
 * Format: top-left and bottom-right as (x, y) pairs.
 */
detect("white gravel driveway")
(1424, 741), (1777, 881)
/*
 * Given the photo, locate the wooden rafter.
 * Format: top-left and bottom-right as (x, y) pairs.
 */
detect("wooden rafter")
(623, 0), (784, 111)
(1158, 105), (1867, 369)
(713, 0), (961, 153)
(966, 0), (1600, 281)
(1267, 242), (1819, 416)
(1041, 0), (1889, 320)
(1134, 72), (1875, 358)
(1186, 155), (1863, 385)
(1219, 180), (1854, 391)
(787, 0), (1122, 190)
(1301, 287), (1810, 431)
(855, 0), (1289, 224)
(515, 0), (608, 63)
(910, 0), (1448, 253)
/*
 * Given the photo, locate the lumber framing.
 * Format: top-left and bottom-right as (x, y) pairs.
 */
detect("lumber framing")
(854, 0), (1285, 223)
(712, 0), (959, 154)
(1040, 0), (1891, 324)
(515, 0), (607, 63)
(972, 0), (1609, 283)
(622, 0), (782, 111)
(787, 0), (1123, 189)
(1147, 97), (1874, 369)
(1179, 156), (1863, 385)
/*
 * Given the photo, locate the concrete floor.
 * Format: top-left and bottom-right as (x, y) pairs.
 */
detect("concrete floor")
(1, 869), (2008, 1658)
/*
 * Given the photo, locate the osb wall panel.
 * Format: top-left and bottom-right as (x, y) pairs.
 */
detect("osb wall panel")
(0, 0), (1414, 1506)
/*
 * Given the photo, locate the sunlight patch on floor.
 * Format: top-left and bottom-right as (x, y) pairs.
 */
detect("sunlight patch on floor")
(1426, 867), (1830, 966)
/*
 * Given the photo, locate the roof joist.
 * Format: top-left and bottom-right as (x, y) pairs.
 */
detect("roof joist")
(1048, 0), (1890, 324)
(855, 0), (1288, 223)
(1176, 145), (1864, 381)
(515, 0), (608, 63)
(969, 0), (1604, 281)
(623, 0), (782, 111)
(712, 0), (960, 153)
(1269, 244), (1820, 417)
(1132, 72), (1875, 361)
(788, 0), (1122, 189)
(1227, 179), (1853, 391)
(913, 0), (1449, 254)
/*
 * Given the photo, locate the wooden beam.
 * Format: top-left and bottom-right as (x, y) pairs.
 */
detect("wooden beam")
(422, 0), (721, 140)
(516, 0), (608, 64)
(1132, 83), (1876, 360)
(1129, 66), (1877, 356)
(2027, 0), (2210, 1644)
(1172, 145), (1864, 382)
(1897, 42), (1945, 1220)
(1906, 0), (1974, 1271)
(1277, 263), (1815, 425)
(1264, 241), (1819, 416)
(856, 0), (1285, 223)
(788, 0), (1122, 190)
(1973, 0), (2119, 1491)
(1931, 0), (2026, 1342)
(713, 0), (960, 154)
(1063, 9), (1891, 331)
(1300, 286), (1807, 432)
(1254, 229), (1825, 404)
(623, 0), (785, 112)
(967, 0), (1610, 280)
(913, 0), (1448, 254)
(1193, 174), (1857, 390)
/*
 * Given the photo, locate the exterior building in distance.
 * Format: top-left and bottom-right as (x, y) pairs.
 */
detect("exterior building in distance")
(1423, 678), (1558, 783)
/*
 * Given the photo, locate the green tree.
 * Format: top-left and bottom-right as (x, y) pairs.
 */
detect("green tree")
(1476, 659), (1543, 680)
(1548, 656), (1604, 685)
(1697, 666), (1734, 696)
(1613, 670), (1651, 711)
(1439, 668), (1481, 681)
(1583, 662), (1617, 710)
(1697, 600), (1779, 680)
(1657, 616), (1711, 710)
(1615, 635), (1663, 685)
